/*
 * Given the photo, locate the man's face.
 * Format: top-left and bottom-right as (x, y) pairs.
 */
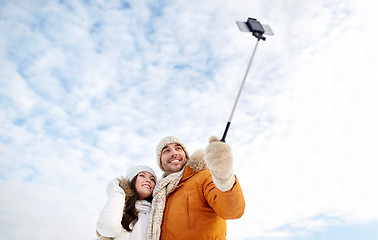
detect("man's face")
(160, 143), (187, 176)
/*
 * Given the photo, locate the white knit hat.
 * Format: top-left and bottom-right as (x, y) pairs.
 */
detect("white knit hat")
(126, 165), (157, 181)
(156, 136), (189, 171)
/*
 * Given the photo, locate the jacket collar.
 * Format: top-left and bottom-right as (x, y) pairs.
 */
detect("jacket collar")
(179, 165), (196, 184)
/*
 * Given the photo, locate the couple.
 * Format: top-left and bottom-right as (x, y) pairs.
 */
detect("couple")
(96, 135), (246, 240)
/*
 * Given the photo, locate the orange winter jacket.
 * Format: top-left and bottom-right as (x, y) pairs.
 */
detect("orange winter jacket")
(159, 165), (245, 240)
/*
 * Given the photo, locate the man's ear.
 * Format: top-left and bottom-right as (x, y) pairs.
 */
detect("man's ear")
(160, 159), (164, 170)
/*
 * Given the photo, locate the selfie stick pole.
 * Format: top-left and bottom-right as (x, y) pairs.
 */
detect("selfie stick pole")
(220, 18), (273, 142)
(220, 39), (260, 142)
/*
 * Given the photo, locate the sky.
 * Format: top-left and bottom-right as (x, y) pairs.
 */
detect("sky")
(1, 0), (378, 239)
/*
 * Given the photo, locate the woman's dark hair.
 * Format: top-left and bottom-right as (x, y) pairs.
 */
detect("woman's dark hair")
(120, 174), (153, 231)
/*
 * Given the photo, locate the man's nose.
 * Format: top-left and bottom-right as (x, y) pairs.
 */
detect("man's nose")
(170, 149), (179, 155)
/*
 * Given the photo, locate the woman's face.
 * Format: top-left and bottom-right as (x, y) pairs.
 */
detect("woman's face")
(135, 171), (156, 200)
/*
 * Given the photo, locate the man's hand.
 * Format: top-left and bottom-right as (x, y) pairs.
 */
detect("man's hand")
(205, 136), (235, 192)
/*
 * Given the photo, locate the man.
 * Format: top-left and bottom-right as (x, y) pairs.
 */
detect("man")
(147, 135), (245, 240)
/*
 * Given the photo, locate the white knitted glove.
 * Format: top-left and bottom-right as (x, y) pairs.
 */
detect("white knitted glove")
(205, 136), (235, 192)
(97, 179), (126, 237)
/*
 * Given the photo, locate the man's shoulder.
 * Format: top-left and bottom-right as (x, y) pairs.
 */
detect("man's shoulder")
(181, 164), (210, 183)
(185, 165), (211, 179)
(187, 149), (207, 172)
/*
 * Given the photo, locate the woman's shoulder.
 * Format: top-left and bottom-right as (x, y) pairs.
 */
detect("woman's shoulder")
(117, 177), (136, 199)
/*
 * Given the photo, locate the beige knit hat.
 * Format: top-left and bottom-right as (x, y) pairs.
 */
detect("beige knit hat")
(126, 165), (157, 181)
(156, 136), (189, 171)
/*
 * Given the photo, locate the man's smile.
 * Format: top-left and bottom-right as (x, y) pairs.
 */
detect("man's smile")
(168, 157), (181, 164)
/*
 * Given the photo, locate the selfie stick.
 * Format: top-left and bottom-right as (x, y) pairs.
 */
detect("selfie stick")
(220, 18), (274, 142)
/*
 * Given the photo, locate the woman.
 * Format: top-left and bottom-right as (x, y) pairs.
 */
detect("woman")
(97, 165), (157, 240)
